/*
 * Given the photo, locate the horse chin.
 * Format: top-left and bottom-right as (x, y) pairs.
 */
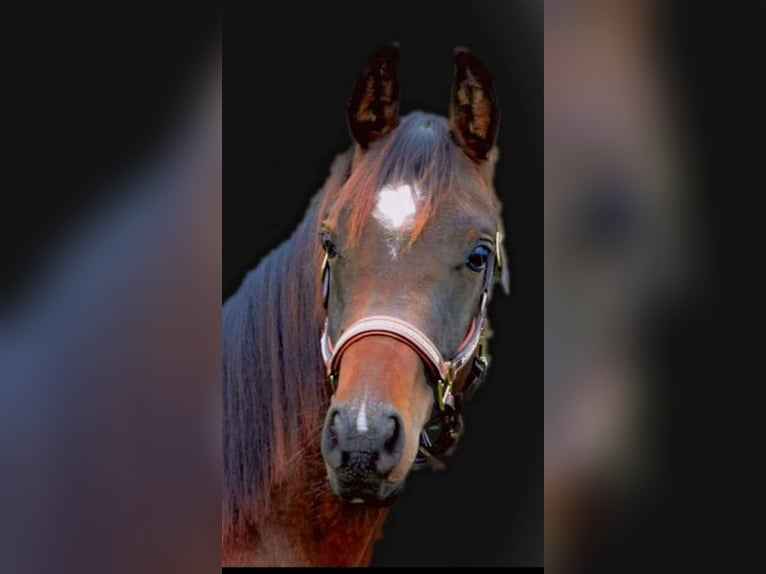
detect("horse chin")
(326, 472), (404, 508)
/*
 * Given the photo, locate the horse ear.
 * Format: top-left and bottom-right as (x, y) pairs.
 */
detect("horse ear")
(347, 43), (401, 150)
(449, 47), (499, 163)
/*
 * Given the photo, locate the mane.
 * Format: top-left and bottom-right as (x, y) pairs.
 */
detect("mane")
(222, 150), (351, 541)
(320, 111), (499, 245)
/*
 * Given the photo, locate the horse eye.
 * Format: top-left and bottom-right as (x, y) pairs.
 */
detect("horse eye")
(322, 233), (338, 258)
(466, 244), (492, 272)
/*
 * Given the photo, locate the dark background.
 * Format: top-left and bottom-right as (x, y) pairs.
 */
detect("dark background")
(1, 6), (220, 307)
(621, 4), (762, 570)
(225, 1), (542, 567)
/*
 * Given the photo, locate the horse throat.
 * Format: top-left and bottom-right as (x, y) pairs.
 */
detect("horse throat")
(223, 438), (389, 567)
(270, 446), (389, 566)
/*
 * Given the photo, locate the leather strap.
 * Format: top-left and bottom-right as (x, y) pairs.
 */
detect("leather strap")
(321, 315), (482, 384)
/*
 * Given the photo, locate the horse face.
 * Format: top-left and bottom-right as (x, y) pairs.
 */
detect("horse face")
(319, 46), (505, 505)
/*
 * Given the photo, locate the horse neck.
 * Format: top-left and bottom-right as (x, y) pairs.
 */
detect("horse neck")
(223, 208), (389, 566)
(224, 450), (388, 566)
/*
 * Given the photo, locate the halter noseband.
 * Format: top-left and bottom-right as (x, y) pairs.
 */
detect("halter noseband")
(319, 232), (504, 468)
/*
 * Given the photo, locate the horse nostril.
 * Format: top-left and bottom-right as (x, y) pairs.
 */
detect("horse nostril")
(331, 408), (348, 437)
(328, 412), (339, 446)
(377, 412), (405, 476)
(330, 411), (338, 432)
(383, 415), (401, 454)
(322, 408), (345, 469)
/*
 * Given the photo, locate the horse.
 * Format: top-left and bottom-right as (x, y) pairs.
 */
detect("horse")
(222, 44), (510, 567)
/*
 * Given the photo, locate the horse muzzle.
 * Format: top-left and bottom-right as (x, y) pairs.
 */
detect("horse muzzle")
(321, 400), (406, 506)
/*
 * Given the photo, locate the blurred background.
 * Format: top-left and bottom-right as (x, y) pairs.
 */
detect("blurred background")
(544, 0), (690, 568)
(1, 6), (222, 574)
(545, 0), (758, 571)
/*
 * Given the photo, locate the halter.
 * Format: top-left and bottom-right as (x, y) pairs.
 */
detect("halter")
(319, 231), (505, 469)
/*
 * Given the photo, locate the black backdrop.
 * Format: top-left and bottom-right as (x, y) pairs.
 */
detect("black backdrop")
(225, 1), (542, 567)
